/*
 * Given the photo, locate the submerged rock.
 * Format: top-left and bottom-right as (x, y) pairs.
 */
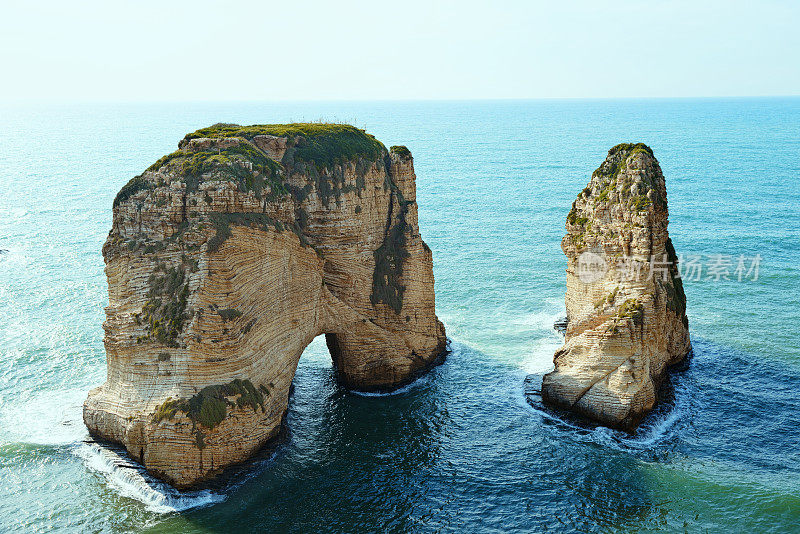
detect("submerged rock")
(553, 317), (568, 335)
(83, 124), (446, 488)
(542, 143), (690, 430)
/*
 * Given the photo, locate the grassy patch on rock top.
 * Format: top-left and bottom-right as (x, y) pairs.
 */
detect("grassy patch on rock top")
(115, 139), (289, 208)
(608, 142), (653, 158)
(564, 142), (665, 227)
(390, 145), (411, 158)
(146, 141), (286, 198)
(182, 123), (386, 169)
(114, 124), (382, 210)
(592, 142), (654, 181)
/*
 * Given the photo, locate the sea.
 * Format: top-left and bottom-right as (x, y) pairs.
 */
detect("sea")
(1, 98), (799, 532)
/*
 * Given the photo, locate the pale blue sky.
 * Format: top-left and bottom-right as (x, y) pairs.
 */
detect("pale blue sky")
(2, 0), (798, 101)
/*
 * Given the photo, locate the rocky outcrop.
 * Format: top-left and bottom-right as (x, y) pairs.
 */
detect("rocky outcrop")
(83, 124), (447, 488)
(542, 143), (690, 430)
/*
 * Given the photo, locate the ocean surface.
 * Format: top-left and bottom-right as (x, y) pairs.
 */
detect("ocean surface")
(1, 98), (799, 533)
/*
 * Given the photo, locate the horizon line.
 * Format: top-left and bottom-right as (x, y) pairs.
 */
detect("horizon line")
(2, 94), (799, 106)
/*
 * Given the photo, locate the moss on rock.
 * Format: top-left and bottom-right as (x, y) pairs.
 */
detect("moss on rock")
(616, 298), (644, 326)
(207, 212), (285, 253)
(146, 141), (286, 199)
(390, 145), (411, 158)
(151, 378), (266, 431)
(371, 191), (411, 314)
(114, 176), (150, 207)
(664, 237), (688, 327)
(135, 260), (192, 347)
(217, 308), (242, 322)
(569, 142), (667, 215)
(114, 124), (381, 212)
(182, 123), (386, 169)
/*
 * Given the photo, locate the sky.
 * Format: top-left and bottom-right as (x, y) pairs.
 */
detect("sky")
(1, 0), (798, 102)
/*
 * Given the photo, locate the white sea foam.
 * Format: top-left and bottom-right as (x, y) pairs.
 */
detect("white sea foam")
(0, 388), (87, 445)
(623, 403), (686, 448)
(0, 206), (28, 221)
(73, 441), (225, 513)
(515, 293), (692, 452)
(347, 360), (439, 397)
(0, 388), (226, 513)
(518, 369), (691, 453)
(517, 303), (565, 374)
(519, 336), (562, 375)
(0, 246), (24, 268)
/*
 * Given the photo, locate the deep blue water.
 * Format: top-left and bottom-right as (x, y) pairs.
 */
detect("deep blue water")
(0, 98), (799, 532)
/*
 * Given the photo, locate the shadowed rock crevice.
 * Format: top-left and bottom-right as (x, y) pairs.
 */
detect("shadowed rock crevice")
(84, 124), (446, 488)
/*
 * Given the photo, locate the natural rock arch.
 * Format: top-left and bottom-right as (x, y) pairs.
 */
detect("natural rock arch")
(83, 124), (447, 488)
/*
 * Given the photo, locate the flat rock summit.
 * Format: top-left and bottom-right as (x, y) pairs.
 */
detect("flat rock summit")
(83, 124), (447, 488)
(542, 143), (691, 430)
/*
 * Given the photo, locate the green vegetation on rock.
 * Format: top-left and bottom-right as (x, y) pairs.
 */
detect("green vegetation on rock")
(114, 176), (150, 207)
(609, 142), (654, 158)
(182, 123), (386, 169)
(287, 182), (312, 203)
(135, 260), (192, 347)
(152, 397), (184, 423)
(217, 308), (242, 322)
(664, 237), (688, 328)
(147, 141), (286, 199)
(371, 185), (411, 314)
(114, 123), (382, 215)
(187, 381), (249, 428)
(204, 211), (317, 255)
(594, 287), (619, 309)
(616, 298), (645, 326)
(390, 145), (411, 158)
(592, 142), (652, 183)
(566, 207), (589, 228)
(147, 150), (183, 173)
(630, 194), (652, 211)
(207, 212), (284, 253)
(151, 379), (267, 448)
(565, 142), (667, 217)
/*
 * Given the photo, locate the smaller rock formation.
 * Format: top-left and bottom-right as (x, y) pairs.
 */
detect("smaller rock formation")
(542, 143), (690, 430)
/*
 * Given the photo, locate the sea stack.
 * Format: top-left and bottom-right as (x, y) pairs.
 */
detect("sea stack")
(542, 143), (690, 430)
(83, 124), (447, 488)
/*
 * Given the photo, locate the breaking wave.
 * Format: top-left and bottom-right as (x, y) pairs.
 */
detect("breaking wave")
(73, 440), (225, 513)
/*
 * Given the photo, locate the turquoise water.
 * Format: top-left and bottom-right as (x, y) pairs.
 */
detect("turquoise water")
(1, 99), (799, 532)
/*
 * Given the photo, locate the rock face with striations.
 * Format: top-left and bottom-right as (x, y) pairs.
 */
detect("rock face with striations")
(83, 124), (447, 488)
(542, 143), (690, 430)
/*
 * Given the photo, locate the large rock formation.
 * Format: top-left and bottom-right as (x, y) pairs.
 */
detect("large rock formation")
(83, 124), (447, 488)
(542, 143), (690, 430)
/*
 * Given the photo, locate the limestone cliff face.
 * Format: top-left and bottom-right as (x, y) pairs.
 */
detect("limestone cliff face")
(542, 144), (690, 430)
(83, 124), (447, 488)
